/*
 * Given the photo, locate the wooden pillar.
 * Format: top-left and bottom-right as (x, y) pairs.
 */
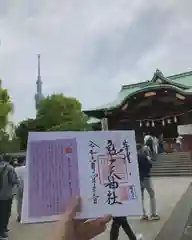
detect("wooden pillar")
(101, 117), (108, 130)
(101, 111), (108, 130)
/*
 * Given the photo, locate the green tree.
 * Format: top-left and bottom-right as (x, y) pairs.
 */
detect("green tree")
(15, 118), (41, 150)
(37, 94), (90, 131)
(0, 80), (13, 130)
(5, 122), (20, 153)
(16, 94), (90, 150)
(0, 80), (15, 153)
(0, 130), (20, 154)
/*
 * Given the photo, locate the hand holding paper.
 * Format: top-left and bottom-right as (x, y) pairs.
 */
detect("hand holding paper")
(22, 131), (142, 223)
(52, 197), (111, 240)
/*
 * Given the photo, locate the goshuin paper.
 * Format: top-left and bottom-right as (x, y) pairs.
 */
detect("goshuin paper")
(22, 131), (142, 223)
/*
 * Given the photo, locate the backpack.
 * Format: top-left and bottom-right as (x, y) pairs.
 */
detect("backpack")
(0, 164), (8, 191)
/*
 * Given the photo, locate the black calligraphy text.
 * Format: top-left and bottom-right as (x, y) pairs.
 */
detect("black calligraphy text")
(105, 140), (122, 205)
(89, 141), (99, 204)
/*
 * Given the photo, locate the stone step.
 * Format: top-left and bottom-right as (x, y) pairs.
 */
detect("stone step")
(152, 167), (192, 171)
(153, 162), (192, 165)
(151, 170), (192, 174)
(153, 166), (192, 169)
(156, 158), (191, 161)
(151, 169), (192, 172)
(156, 162), (192, 165)
(152, 165), (192, 168)
(153, 160), (192, 164)
(151, 173), (192, 177)
(153, 165), (192, 168)
(151, 169), (192, 173)
(157, 154), (191, 158)
(157, 152), (191, 155)
(152, 164), (192, 167)
(157, 153), (191, 157)
(152, 168), (192, 171)
(157, 158), (191, 162)
(157, 154), (191, 157)
(154, 160), (192, 163)
(156, 156), (191, 159)
(151, 172), (192, 176)
(149, 152), (192, 177)
(151, 172), (192, 175)
(157, 156), (191, 158)
(152, 167), (192, 170)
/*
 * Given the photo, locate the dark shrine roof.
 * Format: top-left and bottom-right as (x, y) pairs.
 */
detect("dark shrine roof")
(85, 69), (192, 120)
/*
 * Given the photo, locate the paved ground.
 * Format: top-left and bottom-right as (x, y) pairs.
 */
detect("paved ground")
(8, 177), (191, 240)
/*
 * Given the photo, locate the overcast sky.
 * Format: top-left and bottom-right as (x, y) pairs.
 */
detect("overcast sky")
(1, 0), (192, 123)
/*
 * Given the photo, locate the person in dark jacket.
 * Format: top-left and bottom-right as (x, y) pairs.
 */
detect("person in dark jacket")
(137, 144), (160, 221)
(0, 155), (18, 239)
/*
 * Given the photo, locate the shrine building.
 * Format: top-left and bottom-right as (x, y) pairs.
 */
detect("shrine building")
(84, 69), (192, 151)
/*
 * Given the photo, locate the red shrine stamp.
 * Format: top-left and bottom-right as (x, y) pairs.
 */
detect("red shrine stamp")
(97, 154), (129, 185)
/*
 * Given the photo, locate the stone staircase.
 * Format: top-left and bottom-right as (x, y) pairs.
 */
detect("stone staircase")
(151, 152), (192, 177)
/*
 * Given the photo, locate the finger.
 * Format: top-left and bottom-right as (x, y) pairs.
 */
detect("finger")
(76, 215), (111, 228)
(78, 217), (111, 239)
(65, 196), (81, 219)
(96, 215), (112, 224)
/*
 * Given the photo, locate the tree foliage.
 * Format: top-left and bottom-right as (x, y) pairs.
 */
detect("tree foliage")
(0, 80), (16, 153)
(0, 81), (13, 130)
(16, 94), (90, 150)
(15, 118), (41, 150)
(36, 94), (89, 131)
(0, 131), (20, 154)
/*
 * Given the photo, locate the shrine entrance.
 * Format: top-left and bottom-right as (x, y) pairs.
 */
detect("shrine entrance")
(84, 69), (192, 151)
(107, 88), (192, 147)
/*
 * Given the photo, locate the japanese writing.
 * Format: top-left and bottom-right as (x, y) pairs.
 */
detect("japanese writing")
(105, 140), (122, 205)
(122, 139), (131, 163)
(29, 139), (80, 218)
(128, 185), (137, 200)
(89, 141), (100, 204)
(106, 140), (123, 155)
(67, 156), (72, 196)
(65, 147), (73, 197)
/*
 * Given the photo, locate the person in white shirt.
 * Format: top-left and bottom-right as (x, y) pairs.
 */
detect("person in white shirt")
(15, 157), (26, 222)
(153, 136), (159, 154)
(176, 135), (183, 152)
(144, 133), (151, 144)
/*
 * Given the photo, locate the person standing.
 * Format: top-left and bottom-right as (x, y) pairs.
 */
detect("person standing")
(144, 133), (151, 145)
(15, 157), (26, 222)
(0, 155), (18, 239)
(176, 135), (183, 152)
(110, 217), (143, 240)
(152, 136), (159, 161)
(142, 141), (152, 161)
(137, 145), (160, 221)
(158, 133), (164, 154)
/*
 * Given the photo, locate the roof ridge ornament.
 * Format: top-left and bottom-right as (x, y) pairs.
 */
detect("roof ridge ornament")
(152, 68), (164, 83)
(155, 68), (164, 77)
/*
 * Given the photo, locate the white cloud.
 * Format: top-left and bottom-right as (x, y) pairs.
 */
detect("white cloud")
(0, 0), (192, 122)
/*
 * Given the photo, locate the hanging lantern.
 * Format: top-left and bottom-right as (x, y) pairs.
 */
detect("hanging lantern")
(174, 116), (177, 123)
(139, 121), (142, 127)
(167, 118), (171, 124)
(152, 121), (155, 127)
(146, 121), (150, 127)
(162, 120), (165, 126)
